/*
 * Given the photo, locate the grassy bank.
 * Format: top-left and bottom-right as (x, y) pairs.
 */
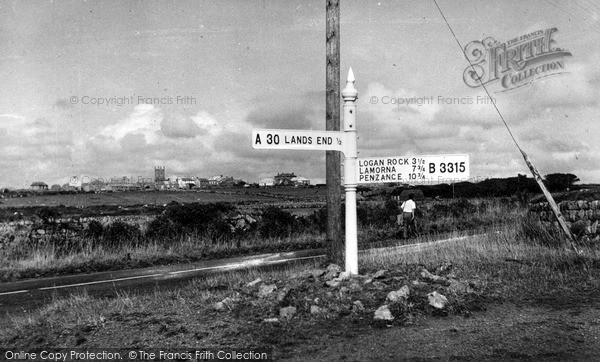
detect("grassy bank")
(0, 197), (524, 281)
(2, 217), (599, 357)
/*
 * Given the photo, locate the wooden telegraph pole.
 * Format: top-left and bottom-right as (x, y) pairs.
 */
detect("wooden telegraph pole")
(326, 0), (343, 265)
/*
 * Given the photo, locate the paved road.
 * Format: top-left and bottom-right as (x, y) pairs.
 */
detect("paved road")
(0, 235), (475, 318)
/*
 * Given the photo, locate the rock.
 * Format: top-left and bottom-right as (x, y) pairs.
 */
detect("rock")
(323, 264), (342, 281)
(337, 271), (351, 280)
(325, 272), (350, 288)
(352, 300), (365, 313)
(310, 305), (323, 314)
(246, 278), (262, 287)
(428, 291), (448, 309)
(435, 262), (453, 275)
(36, 229), (45, 235)
(387, 285), (410, 302)
(590, 220), (598, 234)
(213, 302), (226, 311)
(276, 288), (290, 302)
(310, 269), (326, 278)
(213, 297), (236, 311)
(374, 305), (394, 321)
(571, 220), (588, 236)
(326, 263), (342, 273)
(348, 281), (363, 292)
(235, 218), (246, 229)
(372, 270), (387, 279)
(279, 306), (297, 320)
(448, 279), (473, 294)
(258, 284), (277, 298)
(370, 281), (387, 290)
(420, 269), (449, 285)
(325, 279), (341, 288)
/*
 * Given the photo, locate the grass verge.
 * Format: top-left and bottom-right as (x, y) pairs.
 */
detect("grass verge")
(2, 219), (599, 358)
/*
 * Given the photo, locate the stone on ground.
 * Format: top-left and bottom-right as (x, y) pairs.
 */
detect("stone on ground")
(428, 291), (448, 309)
(374, 305), (394, 321)
(258, 284), (277, 298)
(279, 306), (297, 320)
(387, 285), (410, 302)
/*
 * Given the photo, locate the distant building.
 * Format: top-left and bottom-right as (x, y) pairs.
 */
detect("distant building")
(208, 175), (225, 186)
(178, 177), (196, 189)
(195, 178), (210, 188)
(291, 176), (310, 186)
(274, 172), (297, 186)
(105, 183), (141, 192)
(208, 175), (237, 187)
(30, 181), (48, 191)
(155, 166), (166, 182)
(219, 176), (237, 188)
(259, 178), (275, 187)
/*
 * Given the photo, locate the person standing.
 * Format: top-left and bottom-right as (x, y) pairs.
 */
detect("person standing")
(400, 194), (417, 238)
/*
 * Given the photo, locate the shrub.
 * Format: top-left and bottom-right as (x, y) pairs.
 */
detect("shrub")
(84, 220), (104, 239)
(37, 207), (61, 225)
(146, 215), (180, 239)
(146, 202), (235, 241)
(103, 221), (143, 248)
(259, 207), (297, 238)
(302, 207), (327, 233)
(357, 201), (397, 227)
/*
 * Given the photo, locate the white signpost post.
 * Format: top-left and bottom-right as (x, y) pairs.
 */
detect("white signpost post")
(252, 68), (470, 275)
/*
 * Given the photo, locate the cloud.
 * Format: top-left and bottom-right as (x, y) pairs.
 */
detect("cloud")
(245, 90), (324, 130)
(54, 98), (74, 110)
(0, 114), (26, 119)
(161, 114), (202, 138)
(99, 104), (161, 143)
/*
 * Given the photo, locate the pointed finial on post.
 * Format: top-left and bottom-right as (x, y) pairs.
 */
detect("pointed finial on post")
(347, 67), (355, 82)
(342, 67), (358, 101)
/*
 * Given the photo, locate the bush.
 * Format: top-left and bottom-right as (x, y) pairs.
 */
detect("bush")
(84, 220), (104, 239)
(37, 207), (61, 225)
(302, 207), (327, 233)
(357, 201), (398, 227)
(146, 215), (180, 239)
(103, 221), (143, 248)
(259, 207), (297, 238)
(146, 202), (235, 241)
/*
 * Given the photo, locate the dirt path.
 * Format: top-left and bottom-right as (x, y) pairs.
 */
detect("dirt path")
(282, 303), (600, 361)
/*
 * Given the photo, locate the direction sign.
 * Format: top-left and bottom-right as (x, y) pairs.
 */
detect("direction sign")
(252, 129), (347, 152)
(356, 154), (469, 184)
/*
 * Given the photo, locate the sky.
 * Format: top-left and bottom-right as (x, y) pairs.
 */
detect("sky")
(0, 0), (599, 188)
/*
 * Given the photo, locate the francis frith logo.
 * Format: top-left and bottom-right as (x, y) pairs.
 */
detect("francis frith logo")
(463, 27), (572, 92)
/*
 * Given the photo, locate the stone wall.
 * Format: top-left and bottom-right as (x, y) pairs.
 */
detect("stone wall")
(529, 200), (600, 236)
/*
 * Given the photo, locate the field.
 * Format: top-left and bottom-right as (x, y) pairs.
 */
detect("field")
(0, 188), (327, 207)
(0, 190), (523, 282)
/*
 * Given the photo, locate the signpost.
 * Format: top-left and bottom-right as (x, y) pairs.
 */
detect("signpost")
(252, 68), (359, 275)
(252, 129), (348, 152)
(252, 69), (470, 275)
(357, 154), (469, 184)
